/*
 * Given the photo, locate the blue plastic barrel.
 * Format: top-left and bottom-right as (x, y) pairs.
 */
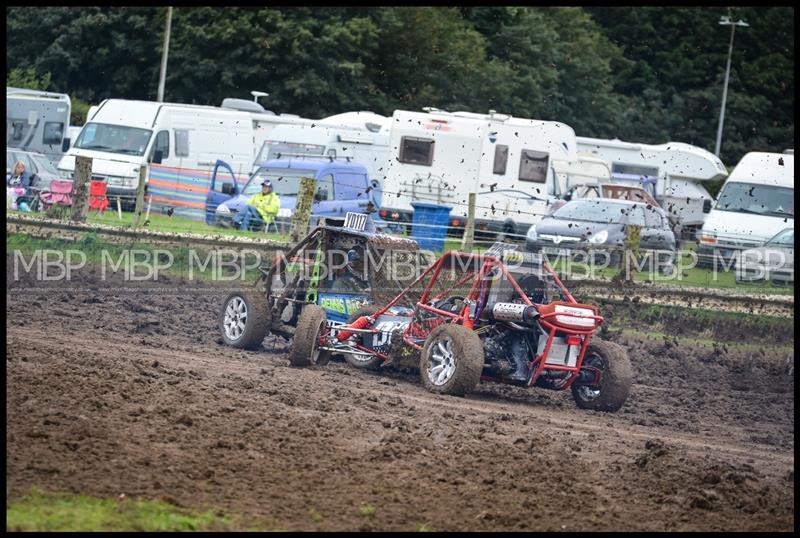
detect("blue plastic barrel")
(410, 202), (453, 252)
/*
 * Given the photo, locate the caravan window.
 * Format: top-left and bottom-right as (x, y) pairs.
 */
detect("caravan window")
(611, 163), (659, 184)
(493, 145), (509, 174)
(43, 122), (64, 145)
(8, 121), (26, 144)
(399, 137), (434, 166)
(175, 129), (190, 157)
(519, 149), (549, 183)
(153, 130), (170, 159)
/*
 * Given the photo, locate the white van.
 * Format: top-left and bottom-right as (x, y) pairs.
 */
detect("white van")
(577, 137), (728, 236)
(380, 108), (578, 238)
(57, 98), (314, 205)
(696, 151), (794, 268)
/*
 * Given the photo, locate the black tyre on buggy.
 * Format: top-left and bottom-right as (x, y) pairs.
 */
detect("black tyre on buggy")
(419, 324), (484, 396)
(218, 290), (271, 350)
(288, 304), (331, 367)
(571, 338), (632, 412)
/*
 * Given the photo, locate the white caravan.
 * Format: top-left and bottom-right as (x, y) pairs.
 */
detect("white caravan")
(576, 136), (728, 235)
(57, 98), (315, 204)
(380, 108), (579, 238)
(696, 151), (794, 267)
(7, 87), (72, 166)
(255, 111), (390, 190)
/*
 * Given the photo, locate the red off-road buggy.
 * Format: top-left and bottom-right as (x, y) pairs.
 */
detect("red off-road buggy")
(289, 243), (632, 411)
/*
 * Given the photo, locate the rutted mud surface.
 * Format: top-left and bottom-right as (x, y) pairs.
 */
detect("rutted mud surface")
(6, 269), (794, 531)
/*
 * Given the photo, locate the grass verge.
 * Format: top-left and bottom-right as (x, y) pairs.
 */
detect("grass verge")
(7, 233), (268, 285)
(6, 489), (278, 532)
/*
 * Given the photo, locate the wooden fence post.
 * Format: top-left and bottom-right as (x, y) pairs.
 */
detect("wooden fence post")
(461, 192), (476, 252)
(623, 224), (641, 282)
(290, 176), (316, 242)
(133, 166), (148, 228)
(69, 156), (92, 222)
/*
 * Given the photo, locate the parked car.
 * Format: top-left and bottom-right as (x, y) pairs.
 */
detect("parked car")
(525, 198), (676, 271)
(6, 147), (60, 190)
(736, 228), (794, 285)
(206, 157), (382, 230)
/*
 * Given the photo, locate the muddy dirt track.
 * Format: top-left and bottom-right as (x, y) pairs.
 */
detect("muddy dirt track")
(6, 267), (794, 531)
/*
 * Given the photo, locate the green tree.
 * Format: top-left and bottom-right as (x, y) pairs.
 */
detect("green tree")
(6, 66), (52, 90)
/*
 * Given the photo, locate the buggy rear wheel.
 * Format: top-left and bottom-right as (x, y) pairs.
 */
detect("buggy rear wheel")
(289, 305), (331, 367)
(419, 324), (483, 396)
(218, 290), (270, 350)
(342, 305), (383, 370)
(571, 338), (632, 412)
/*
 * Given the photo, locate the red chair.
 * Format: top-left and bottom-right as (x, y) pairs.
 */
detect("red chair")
(88, 180), (109, 213)
(39, 179), (74, 210)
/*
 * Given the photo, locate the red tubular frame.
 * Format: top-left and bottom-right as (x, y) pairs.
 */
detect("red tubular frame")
(326, 249), (605, 390)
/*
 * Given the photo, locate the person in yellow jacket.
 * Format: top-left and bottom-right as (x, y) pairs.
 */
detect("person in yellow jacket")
(236, 179), (281, 231)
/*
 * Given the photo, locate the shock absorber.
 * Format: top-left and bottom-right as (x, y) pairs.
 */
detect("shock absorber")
(336, 314), (374, 341)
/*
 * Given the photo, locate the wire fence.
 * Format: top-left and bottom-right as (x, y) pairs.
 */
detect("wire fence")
(7, 162), (793, 293)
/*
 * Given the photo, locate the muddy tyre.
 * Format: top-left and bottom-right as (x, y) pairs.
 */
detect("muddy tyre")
(218, 290), (270, 350)
(343, 305), (382, 370)
(419, 324), (484, 396)
(289, 305), (331, 367)
(571, 338), (632, 412)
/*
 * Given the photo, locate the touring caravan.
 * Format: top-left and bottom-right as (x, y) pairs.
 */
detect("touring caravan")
(380, 108), (579, 239)
(57, 98), (315, 206)
(576, 137), (728, 236)
(6, 87), (72, 166)
(696, 151), (793, 268)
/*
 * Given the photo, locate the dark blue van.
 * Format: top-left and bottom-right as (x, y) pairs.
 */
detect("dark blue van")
(206, 158), (379, 228)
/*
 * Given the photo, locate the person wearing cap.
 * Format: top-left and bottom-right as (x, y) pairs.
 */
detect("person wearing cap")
(236, 179), (281, 231)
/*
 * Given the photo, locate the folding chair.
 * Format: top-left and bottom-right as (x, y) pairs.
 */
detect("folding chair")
(39, 179), (74, 210)
(88, 180), (109, 213)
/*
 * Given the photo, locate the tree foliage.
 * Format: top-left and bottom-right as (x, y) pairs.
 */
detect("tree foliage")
(6, 6), (794, 165)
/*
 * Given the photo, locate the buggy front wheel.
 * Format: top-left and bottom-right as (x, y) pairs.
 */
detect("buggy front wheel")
(419, 324), (483, 396)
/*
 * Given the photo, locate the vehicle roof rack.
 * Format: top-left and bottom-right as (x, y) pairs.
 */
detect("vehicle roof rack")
(274, 152), (353, 162)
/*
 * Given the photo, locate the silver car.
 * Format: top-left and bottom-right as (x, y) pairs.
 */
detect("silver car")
(736, 228), (794, 285)
(6, 147), (61, 190)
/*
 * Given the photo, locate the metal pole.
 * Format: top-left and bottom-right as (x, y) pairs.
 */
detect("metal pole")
(714, 23), (736, 157)
(157, 6), (173, 102)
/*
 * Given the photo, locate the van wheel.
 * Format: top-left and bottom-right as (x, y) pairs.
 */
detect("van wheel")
(499, 221), (517, 242)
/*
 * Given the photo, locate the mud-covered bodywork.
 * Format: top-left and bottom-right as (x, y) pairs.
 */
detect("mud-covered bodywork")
(261, 219), (429, 331)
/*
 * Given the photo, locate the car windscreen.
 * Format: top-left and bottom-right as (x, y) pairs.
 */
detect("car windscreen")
(552, 200), (646, 226)
(767, 228), (794, 246)
(74, 123), (153, 157)
(715, 182), (794, 219)
(242, 168), (317, 196)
